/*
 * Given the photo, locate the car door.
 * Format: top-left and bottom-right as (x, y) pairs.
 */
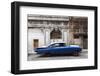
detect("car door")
(48, 43), (61, 54)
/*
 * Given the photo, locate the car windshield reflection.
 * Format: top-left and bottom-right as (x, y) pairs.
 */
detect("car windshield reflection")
(48, 43), (66, 48)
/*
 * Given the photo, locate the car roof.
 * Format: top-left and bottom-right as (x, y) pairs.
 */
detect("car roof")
(48, 42), (65, 46)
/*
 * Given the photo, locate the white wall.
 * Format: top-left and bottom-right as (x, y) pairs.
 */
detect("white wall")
(28, 28), (44, 53)
(0, 0), (100, 76)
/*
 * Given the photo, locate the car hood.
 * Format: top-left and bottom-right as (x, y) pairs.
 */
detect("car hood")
(69, 45), (80, 47)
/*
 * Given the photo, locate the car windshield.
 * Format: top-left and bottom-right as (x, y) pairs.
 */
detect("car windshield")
(48, 43), (65, 48)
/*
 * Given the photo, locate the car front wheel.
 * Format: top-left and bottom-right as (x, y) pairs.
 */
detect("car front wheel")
(73, 52), (79, 56)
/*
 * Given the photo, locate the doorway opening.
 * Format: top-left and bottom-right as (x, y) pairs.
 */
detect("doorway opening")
(33, 39), (39, 48)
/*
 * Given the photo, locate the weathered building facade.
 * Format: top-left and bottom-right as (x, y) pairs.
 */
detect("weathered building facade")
(69, 17), (88, 49)
(27, 15), (88, 53)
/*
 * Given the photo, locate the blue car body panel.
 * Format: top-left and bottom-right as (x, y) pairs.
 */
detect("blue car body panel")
(34, 43), (81, 55)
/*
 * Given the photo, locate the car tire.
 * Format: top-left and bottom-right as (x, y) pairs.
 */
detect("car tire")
(73, 52), (79, 56)
(43, 53), (50, 57)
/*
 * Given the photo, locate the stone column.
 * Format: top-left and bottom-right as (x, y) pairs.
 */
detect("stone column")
(63, 29), (68, 44)
(44, 28), (50, 45)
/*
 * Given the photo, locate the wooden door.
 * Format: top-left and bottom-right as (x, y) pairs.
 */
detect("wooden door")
(33, 39), (39, 48)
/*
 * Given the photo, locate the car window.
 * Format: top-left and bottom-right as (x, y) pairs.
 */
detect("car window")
(53, 43), (60, 47)
(60, 43), (66, 46)
(48, 43), (64, 48)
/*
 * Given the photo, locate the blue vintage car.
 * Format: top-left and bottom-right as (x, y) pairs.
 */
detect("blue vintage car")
(34, 43), (82, 56)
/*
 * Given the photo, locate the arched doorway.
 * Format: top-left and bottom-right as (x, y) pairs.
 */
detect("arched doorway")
(50, 28), (62, 43)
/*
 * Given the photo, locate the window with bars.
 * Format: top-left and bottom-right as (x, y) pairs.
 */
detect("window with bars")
(50, 28), (62, 39)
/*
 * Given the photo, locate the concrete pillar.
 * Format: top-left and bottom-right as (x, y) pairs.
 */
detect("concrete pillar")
(79, 36), (83, 49)
(62, 29), (68, 44)
(45, 29), (50, 45)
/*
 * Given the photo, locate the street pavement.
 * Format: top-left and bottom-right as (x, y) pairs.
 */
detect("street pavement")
(28, 49), (88, 61)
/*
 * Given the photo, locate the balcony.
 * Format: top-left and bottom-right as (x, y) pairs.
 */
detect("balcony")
(73, 29), (87, 36)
